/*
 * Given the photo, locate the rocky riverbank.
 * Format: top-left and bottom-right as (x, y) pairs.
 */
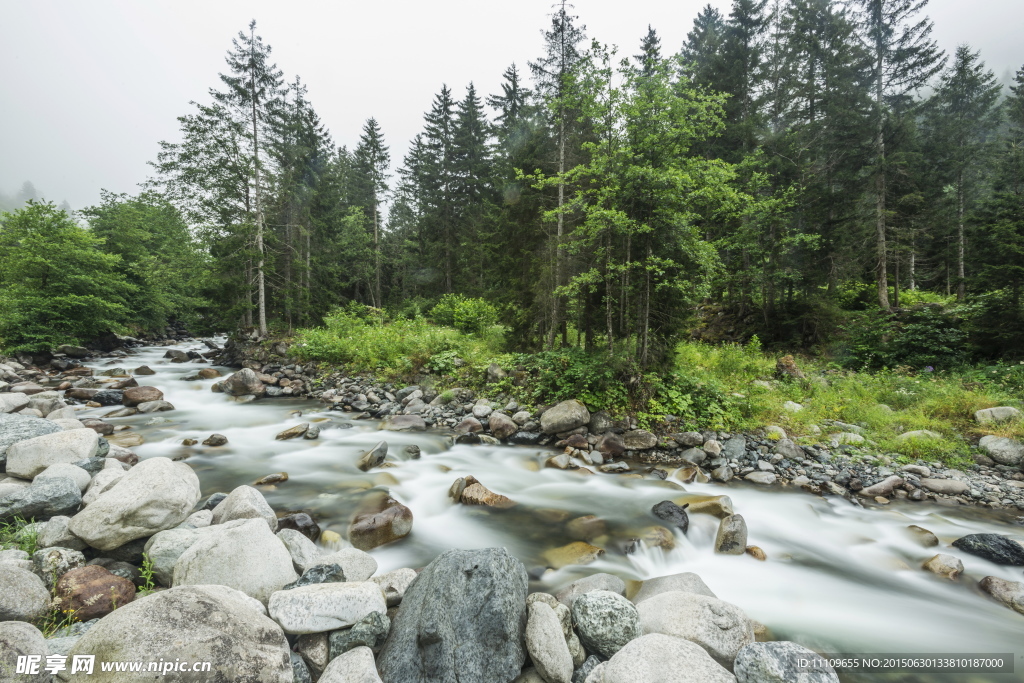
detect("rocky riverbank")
(2, 337), (1024, 682)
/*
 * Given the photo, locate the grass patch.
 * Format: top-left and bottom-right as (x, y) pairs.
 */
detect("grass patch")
(0, 516), (40, 555)
(667, 339), (1024, 468)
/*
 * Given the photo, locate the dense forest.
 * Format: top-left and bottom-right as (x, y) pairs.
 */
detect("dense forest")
(3, 0), (1024, 371)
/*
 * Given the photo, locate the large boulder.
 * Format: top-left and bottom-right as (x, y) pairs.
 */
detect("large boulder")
(0, 476), (81, 522)
(268, 582), (387, 635)
(622, 430), (658, 450)
(0, 621), (52, 683)
(734, 642), (839, 683)
(571, 590), (641, 659)
(5, 428), (99, 479)
(0, 412), (61, 458)
(211, 485), (278, 531)
(60, 585), (292, 682)
(0, 564), (51, 622)
(488, 412), (519, 440)
(173, 518), (298, 604)
(378, 547), (528, 683)
(122, 386), (163, 407)
(144, 520), (248, 586)
(220, 368), (267, 397)
(636, 591), (753, 669)
(978, 436), (1024, 466)
(599, 633), (736, 683)
(541, 400), (591, 435)
(979, 576), (1024, 615)
(68, 457), (201, 551)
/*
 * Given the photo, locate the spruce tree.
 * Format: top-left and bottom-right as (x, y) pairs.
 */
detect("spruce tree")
(681, 4), (726, 87)
(923, 45), (1001, 300)
(353, 118), (391, 307)
(852, 0), (944, 310)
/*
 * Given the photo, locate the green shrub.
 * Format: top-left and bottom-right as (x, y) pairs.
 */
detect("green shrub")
(430, 294), (499, 334)
(839, 307), (967, 370)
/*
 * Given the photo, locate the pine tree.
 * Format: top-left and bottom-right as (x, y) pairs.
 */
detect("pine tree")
(353, 118), (391, 307)
(452, 83), (494, 293)
(421, 86), (458, 293)
(852, 0), (944, 310)
(923, 45), (1001, 300)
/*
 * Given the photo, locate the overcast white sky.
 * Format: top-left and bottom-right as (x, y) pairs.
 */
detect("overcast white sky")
(2, 0), (1022, 210)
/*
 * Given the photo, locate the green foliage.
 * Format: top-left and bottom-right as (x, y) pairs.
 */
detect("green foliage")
(294, 307), (503, 376)
(81, 191), (211, 333)
(512, 348), (630, 411)
(429, 294), (499, 334)
(138, 554), (157, 594)
(0, 202), (134, 352)
(0, 516), (39, 555)
(839, 307), (967, 370)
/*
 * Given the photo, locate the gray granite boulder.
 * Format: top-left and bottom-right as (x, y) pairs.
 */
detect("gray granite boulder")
(571, 590), (642, 659)
(377, 547), (528, 683)
(734, 641), (839, 683)
(636, 591), (754, 669)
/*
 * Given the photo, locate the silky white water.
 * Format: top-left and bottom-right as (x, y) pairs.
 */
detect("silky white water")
(79, 341), (1024, 681)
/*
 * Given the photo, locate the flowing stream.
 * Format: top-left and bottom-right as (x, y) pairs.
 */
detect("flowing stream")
(79, 341), (1024, 682)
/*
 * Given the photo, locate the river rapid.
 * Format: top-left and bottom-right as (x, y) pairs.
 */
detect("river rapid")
(80, 341), (1024, 682)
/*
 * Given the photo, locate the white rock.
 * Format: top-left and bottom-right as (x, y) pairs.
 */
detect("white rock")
(0, 393), (29, 413)
(371, 567), (417, 607)
(601, 633), (736, 682)
(314, 547), (377, 582)
(526, 601), (573, 683)
(82, 467), (126, 505)
(68, 457), (200, 551)
(47, 407), (80, 421)
(782, 401), (803, 413)
(60, 585), (289, 682)
(277, 528), (321, 573)
(978, 435), (1024, 466)
(829, 432), (865, 445)
(35, 463), (91, 492)
(51, 418), (86, 430)
(37, 515), (87, 550)
(975, 406), (1022, 425)
(5, 428), (99, 479)
(173, 518), (297, 604)
(212, 484), (278, 531)
(268, 582), (387, 634)
(0, 564), (51, 622)
(185, 509), (213, 527)
(319, 645), (383, 683)
(636, 591), (754, 669)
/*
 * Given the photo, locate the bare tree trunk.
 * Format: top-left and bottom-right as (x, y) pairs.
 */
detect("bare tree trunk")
(639, 241), (651, 368)
(606, 233), (615, 354)
(373, 204), (382, 308)
(909, 246), (916, 291)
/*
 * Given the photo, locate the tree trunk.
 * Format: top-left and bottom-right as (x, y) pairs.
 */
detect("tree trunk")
(909, 246), (916, 291)
(548, 117), (566, 350)
(373, 203), (382, 308)
(249, 31), (268, 336)
(957, 171), (966, 301)
(874, 39), (891, 311)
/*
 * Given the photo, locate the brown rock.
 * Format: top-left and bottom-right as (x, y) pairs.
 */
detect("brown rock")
(641, 526), (676, 550)
(255, 472), (289, 486)
(110, 377), (139, 390)
(197, 368), (222, 379)
(776, 355), (805, 380)
(460, 481), (517, 509)
(348, 495), (414, 551)
(182, 438), (198, 446)
(596, 432), (625, 458)
(134, 366), (156, 375)
(541, 542), (604, 569)
(54, 565), (135, 621)
(202, 434), (228, 447)
(455, 416), (483, 434)
(107, 432), (144, 447)
(67, 388), (99, 401)
(122, 386), (164, 407)
(922, 554), (963, 580)
(979, 576), (1024, 615)
(745, 546), (767, 561)
(488, 412), (518, 440)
